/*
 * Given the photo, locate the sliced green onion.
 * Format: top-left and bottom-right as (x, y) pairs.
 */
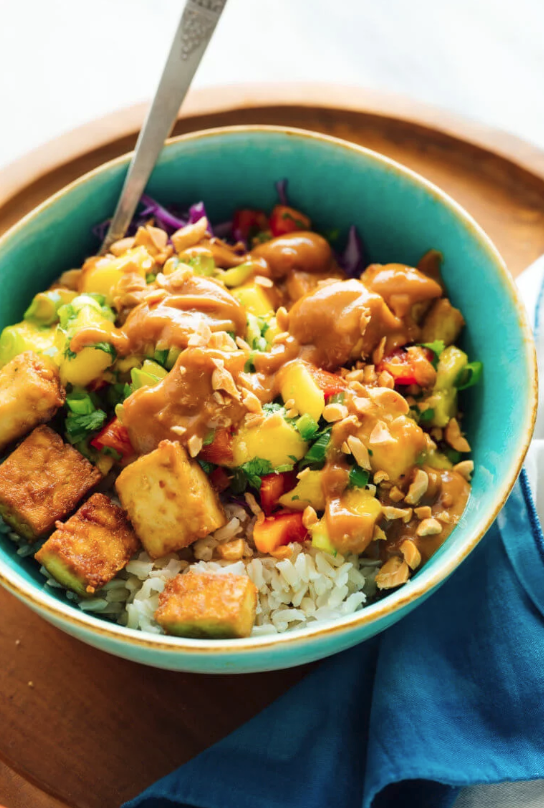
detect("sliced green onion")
(456, 361), (483, 390)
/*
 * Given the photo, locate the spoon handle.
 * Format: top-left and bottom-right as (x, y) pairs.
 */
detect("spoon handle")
(101, 0), (228, 253)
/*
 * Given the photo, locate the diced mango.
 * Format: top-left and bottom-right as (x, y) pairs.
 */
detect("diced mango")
(365, 416), (427, 482)
(231, 413), (308, 468)
(279, 361), (325, 422)
(326, 488), (382, 555)
(79, 247), (151, 304)
(310, 519), (337, 555)
(60, 346), (113, 387)
(232, 282), (274, 316)
(278, 470), (325, 511)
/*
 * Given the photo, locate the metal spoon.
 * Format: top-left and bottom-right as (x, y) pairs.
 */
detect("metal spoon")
(100, 0), (228, 254)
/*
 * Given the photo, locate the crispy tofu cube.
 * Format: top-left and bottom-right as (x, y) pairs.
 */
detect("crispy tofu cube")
(35, 493), (140, 597)
(0, 425), (101, 539)
(155, 571), (258, 639)
(0, 351), (65, 453)
(421, 298), (465, 346)
(115, 440), (226, 559)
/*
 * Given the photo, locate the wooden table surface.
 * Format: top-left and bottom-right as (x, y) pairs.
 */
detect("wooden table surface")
(1, 84), (544, 808)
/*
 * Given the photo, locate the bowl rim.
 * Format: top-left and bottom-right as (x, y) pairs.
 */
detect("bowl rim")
(0, 124), (537, 658)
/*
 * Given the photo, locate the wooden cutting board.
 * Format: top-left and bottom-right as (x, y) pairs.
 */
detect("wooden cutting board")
(1, 83), (544, 808)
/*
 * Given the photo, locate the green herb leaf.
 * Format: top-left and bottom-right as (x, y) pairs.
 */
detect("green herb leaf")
(146, 273), (156, 284)
(101, 446), (122, 461)
(238, 457), (274, 490)
(299, 427), (332, 469)
(64, 346), (77, 360)
(349, 465), (370, 488)
(203, 430), (215, 446)
(419, 407), (435, 424)
(444, 447), (462, 465)
(198, 459), (215, 475)
(421, 339), (446, 357)
(90, 342), (117, 360)
(65, 410), (107, 445)
(456, 361), (483, 391)
(244, 354), (256, 373)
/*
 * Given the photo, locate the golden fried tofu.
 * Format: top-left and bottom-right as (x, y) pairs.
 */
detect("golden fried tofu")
(421, 298), (465, 346)
(115, 440), (225, 559)
(155, 571), (258, 639)
(0, 425), (101, 539)
(35, 493), (140, 597)
(0, 351), (65, 453)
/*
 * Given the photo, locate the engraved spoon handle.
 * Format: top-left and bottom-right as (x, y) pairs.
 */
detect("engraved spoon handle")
(100, 0), (228, 253)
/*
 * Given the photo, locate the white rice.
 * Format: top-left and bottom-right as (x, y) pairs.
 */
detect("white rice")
(0, 500), (381, 637)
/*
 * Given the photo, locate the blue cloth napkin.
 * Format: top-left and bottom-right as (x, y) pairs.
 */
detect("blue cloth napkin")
(123, 470), (544, 808)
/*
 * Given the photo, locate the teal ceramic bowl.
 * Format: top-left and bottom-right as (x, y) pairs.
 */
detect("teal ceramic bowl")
(0, 126), (536, 673)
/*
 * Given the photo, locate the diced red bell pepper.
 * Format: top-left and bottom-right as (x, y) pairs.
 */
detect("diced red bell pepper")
(378, 347), (434, 386)
(307, 365), (348, 399)
(232, 208), (269, 241)
(259, 471), (298, 516)
(253, 511), (309, 554)
(269, 205), (311, 237)
(90, 417), (133, 461)
(210, 467), (231, 493)
(199, 428), (234, 465)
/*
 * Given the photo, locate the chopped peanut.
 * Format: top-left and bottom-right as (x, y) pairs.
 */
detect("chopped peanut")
(377, 370), (395, 389)
(404, 469), (429, 505)
(400, 539), (422, 570)
(346, 435), (371, 470)
(172, 217), (208, 253)
(302, 506), (318, 529)
(375, 557), (410, 589)
(382, 505), (412, 523)
(323, 403), (348, 422)
(389, 486), (405, 503)
(373, 470), (389, 484)
(372, 337), (387, 365)
(215, 539), (245, 561)
(414, 505), (432, 520)
(453, 460), (474, 481)
(187, 434), (203, 458)
(417, 517), (443, 537)
(369, 421), (395, 446)
(445, 417), (471, 453)
(373, 525), (387, 541)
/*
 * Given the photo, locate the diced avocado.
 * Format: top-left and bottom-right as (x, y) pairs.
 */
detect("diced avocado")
(131, 360), (168, 390)
(424, 450), (454, 470)
(0, 425), (101, 540)
(428, 388), (457, 428)
(0, 321), (59, 367)
(155, 571), (258, 639)
(421, 298), (465, 346)
(435, 345), (468, 390)
(24, 288), (77, 325)
(115, 440), (226, 559)
(219, 262), (254, 288)
(310, 519), (337, 556)
(35, 493), (140, 597)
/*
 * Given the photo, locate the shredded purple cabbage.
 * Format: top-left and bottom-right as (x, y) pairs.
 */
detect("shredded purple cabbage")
(338, 224), (365, 278)
(275, 178), (289, 206)
(138, 194), (186, 233)
(214, 220), (233, 239)
(225, 494), (253, 514)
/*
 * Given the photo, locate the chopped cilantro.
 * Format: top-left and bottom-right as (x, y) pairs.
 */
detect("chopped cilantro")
(419, 408), (435, 424)
(198, 459), (215, 475)
(291, 495), (300, 501)
(107, 383), (132, 408)
(64, 346), (77, 360)
(65, 410), (107, 445)
(239, 457), (274, 490)
(146, 273), (156, 284)
(299, 427), (332, 469)
(420, 339), (445, 369)
(444, 447), (462, 465)
(203, 430), (215, 446)
(90, 342), (117, 359)
(281, 211), (306, 228)
(288, 455), (298, 463)
(263, 402), (284, 415)
(456, 361), (483, 391)
(101, 446), (122, 461)
(349, 465), (370, 488)
(244, 354), (256, 373)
